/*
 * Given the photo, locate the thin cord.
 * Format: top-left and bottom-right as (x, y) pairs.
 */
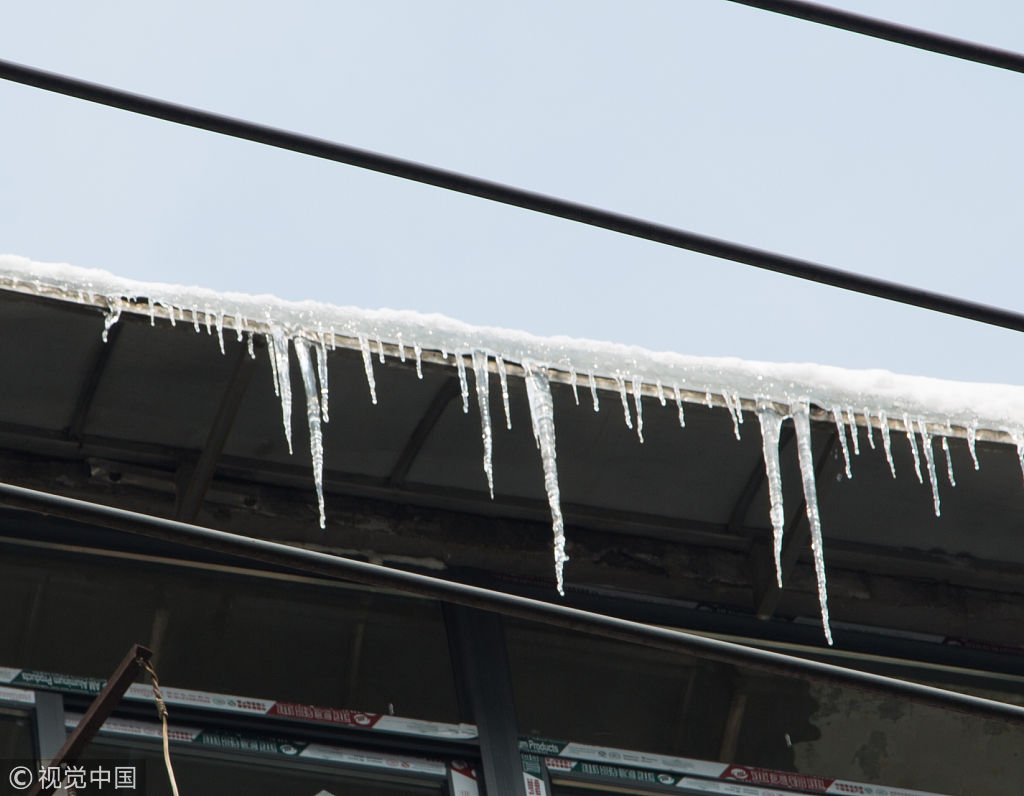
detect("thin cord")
(1, 56), (1024, 336)
(140, 659), (181, 796)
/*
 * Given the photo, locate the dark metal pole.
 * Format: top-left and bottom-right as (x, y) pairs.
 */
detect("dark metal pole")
(2, 57), (1024, 335)
(28, 643), (152, 796)
(1, 481), (1022, 725)
(725, 0), (1024, 74)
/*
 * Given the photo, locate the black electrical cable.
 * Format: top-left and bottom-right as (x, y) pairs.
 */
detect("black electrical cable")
(2, 56), (1024, 336)
(725, 0), (1024, 74)
(1, 480), (1022, 725)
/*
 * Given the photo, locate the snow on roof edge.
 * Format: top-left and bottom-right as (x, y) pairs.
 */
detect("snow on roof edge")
(3, 254), (1019, 441)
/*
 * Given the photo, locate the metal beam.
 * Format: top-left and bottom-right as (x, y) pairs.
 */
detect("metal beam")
(389, 378), (461, 488)
(1, 481), (1023, 725)
(444, 606), (527, 796)
(175, 342), (256, 521)
(66, 323), (122, 443)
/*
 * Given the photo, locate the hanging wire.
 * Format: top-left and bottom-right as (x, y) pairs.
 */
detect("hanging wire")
(139, 658), (181, 796)
(2, 56), (1024, 336)
(724, 0), (1024, 74)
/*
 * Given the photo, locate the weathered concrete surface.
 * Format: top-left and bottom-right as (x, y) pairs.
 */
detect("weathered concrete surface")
(795, 681), (1024, 794)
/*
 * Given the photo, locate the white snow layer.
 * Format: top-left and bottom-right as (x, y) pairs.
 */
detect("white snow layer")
(5, 254), (1024, 645)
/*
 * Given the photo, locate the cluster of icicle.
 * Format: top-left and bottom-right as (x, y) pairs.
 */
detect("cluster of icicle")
(6, 255), (1023, 646)
(106, 302), (988, 646)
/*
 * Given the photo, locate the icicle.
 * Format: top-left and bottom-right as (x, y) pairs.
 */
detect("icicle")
(656, 380), (667, 406)
(236, 316), (244, 343)
(398, 336), (406, 363)
(917, 420), (941, 516)
(879, 410), (895, 477)
(846, 408), (860, 455)
(472, 351), (495, 498)
(631, 377), (645, 443)
(941, 425), (956, 487)
(330, 328), (336, 350)
(792, 403), (833, 646)
(523, 363), (569, 595)
(215, 311), (225, 355)
(316, 336), (329, 423)
(863, 407), (876, 450)
(376, 337), (385, 364)
(588, 373), (600, 412)
(357, 335), (377, 405)
(147, 299), (155, 326)
(101, 297), (122, 342)
(204, 308), (213, 335)
(569, 367), (579, 406)
(831, 406), (852, 479)
(295, 341), (326, 529)
(496, 355), (512, 430)
(246, 331), (256, 360)
(903, 413), (923, 483)
(756, 401), (787, 587)
(192, 305), (200, 333)
(167, 304), (177, 327)
(441, 344), (448, 359)
(967, 422), (980, 470)
(269, 327), (293, 455)
(722, 392), (741, 440)
(674, 385), (685, 427)
(455, 353), (470, 413)
(414, 344), (423, 379)
(616, 376), (633, 430)
(705, 391), (713, 407)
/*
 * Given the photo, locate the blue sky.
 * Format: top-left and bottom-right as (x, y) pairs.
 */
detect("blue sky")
(2, 2), (1023, 384)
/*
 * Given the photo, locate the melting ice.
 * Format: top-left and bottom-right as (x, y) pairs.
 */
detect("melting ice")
(8, 253), (1024, 644)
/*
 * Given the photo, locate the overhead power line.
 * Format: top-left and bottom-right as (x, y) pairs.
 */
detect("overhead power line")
(2, 57), (1024, 335)
(0, 479), (1022, 725)
(725, 0), (1024, 74)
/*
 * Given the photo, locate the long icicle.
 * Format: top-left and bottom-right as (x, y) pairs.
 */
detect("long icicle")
(942, 423), (956, 487)
(524, 363), (569, 596)
(756, 401), (787, 587)
(918, 419), (941, 516)
(472, 351), (495, 498)
(631, 377), (645, 443)
(455, 353), (470, 413)
(270, 326), (294, 455)
(845, 408), (860, 455)
(616, 375), (633, 430)
(879, 410), (896, 478)
(792, 402), (833, 646)
(863, 407), (876, 450)
(357, 335), (377, 405)
(967, 421), (980, 470)
(315, 334), (329, 423)
(295, 340), (326, 529)
(903, 412), (923, 483)
(496, 355), (512, 430)
(832, 406), (852, 478)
